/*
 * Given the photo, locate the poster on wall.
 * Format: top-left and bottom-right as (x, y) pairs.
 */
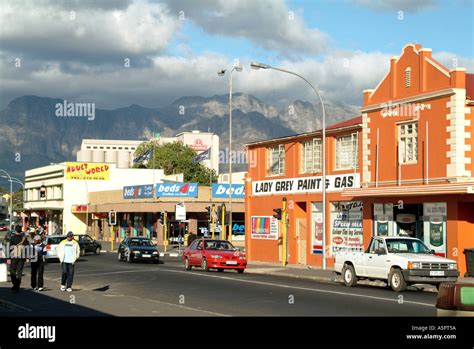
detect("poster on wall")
(330, 201), (363, 255)
(312, 202), (323, 254)
(423, 202), (447, 256)
(251, 216), (279, 240)
(65, 162), (110, 180)
(373, 203), (394, 236)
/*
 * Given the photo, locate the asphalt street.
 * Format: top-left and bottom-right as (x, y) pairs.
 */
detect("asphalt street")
(0, 252), (438, 316)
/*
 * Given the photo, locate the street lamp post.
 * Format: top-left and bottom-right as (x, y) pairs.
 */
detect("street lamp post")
(0, 169), (13, 224)
(218, 63), (242, 241)
(250, 62), (328, 270)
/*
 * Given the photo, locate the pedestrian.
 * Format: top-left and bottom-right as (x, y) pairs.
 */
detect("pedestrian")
(30, 235), (46, 291)
(8, 225), (30, 293)
(57, 231), (80, 292)
(188, 232), (197, 246)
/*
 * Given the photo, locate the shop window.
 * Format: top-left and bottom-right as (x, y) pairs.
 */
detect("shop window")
(398, 122), (418, 164)
(405, 67), (411, 87)
(301, 138), (322, 173)
(335, 133), (358, 170)
(267, 144), (285, 176)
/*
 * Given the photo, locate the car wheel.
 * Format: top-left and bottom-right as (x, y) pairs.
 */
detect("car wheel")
(217, 268), (224, 272)
(95, 247), (101, 255)
(237, 269), (244, 274)
(184, 257), (192, 271)
(342, 264), (358, 287)
(201, 258), (209, 272)
(80, 248), (85, 257)
(389, 268), (407, 292)
(126, 250), (132, 263)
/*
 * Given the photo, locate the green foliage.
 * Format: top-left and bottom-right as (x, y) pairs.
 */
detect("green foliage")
(134, 141), (217, 185)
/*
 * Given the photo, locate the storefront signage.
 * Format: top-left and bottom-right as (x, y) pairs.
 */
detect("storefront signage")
(155, 182), (198, 198)
(175, 204), (186, 221)
(312, 202), (323, 254)
(65, 162), (110, 180)
(252, 174), (360, 196)
(423, 202), (447, 256)
(251, 216), (279, 240)
(211, 184), (245, 198)
(330, 201), (363, 254)
(123, 185), (154, 199)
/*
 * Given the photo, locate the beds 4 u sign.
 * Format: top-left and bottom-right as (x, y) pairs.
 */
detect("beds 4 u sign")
(156, 182), (199, 198)
(211, 184), (245, 199)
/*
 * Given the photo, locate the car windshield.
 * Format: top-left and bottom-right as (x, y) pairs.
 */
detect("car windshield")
(47, 237), (65, 244)
(385, 239), (431, 254)
(129, 239), (153, 246)
(204, 241), (234, 251)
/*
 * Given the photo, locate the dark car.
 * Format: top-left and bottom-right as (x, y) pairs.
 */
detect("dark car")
(117, 237), (159, 263)
(76, 234), (102, 256)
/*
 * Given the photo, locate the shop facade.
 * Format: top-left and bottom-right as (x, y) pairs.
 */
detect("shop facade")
(245, 43), (474, 275)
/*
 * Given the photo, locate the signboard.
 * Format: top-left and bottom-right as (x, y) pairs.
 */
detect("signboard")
(330, 201), (363, 255)
(123, 185), (154, 199)
(231, 222), (245, 241)
(175, 204), (186, 221)
(374, 203), (394, 237)
(65, 162), (110, 180)
(252, 174), (359, 196)
(423, 202), (447, 256)
(251, 216), (279, 240)
(312, 202), (323, 254)
(211, 184), (245, 199)
(155, 182), (198, 198)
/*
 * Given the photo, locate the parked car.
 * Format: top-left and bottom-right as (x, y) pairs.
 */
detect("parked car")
(44, 235), (67, 262)
(117, 237), (159, 263)
(334, 236), (459, 292)
(183, 238), (247, 273)
(76, 234), (102, 256)
(0, 223), (7, 231)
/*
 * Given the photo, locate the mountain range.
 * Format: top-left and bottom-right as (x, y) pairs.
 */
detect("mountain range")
(0, 94), (359, 182)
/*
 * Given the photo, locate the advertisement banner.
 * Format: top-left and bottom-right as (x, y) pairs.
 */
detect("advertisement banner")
(175, 204), (186, 221)
(330, 201), (363, 255)
(231, 222), (245, 241)
(252, 174), (360, 196)
(65, 162), (110, 180)
(123, 185), (154, 199)
(211, 184), (245, 198)
(423, 202), (447, 256)
(155, 182), (198, 198)
(251, 216), (279, 240)
(312, 202), (323, 254)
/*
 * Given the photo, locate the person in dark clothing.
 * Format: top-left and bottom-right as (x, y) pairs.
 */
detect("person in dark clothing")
(30, 235), (45, 291)
(187, 232), (197, 246)
(8, 225), (29, 293)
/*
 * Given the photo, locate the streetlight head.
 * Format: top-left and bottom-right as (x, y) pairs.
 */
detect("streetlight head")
(234, 64), (243, 72)
(250, 62), (270, 70)
(217, 69), (226, 76)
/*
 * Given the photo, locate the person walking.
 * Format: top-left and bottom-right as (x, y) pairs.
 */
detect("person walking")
(30, 235), (46, 291)
(8, 225), (29, 293)
(57, 231), (80, 292)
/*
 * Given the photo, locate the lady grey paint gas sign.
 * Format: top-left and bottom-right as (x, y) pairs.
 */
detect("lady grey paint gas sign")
(252, 174), (360, 196)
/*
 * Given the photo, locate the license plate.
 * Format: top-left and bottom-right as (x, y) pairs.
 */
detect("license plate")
(142, 254), (151, 258)
(430, 271), (444, 276)
(226, 261), (238, 265)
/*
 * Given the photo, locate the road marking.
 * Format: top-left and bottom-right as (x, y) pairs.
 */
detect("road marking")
(157, 268), (435, 308)
(0, 298), (32, 312)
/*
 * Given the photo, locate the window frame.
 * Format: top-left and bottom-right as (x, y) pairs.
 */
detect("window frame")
(267, 144), (285, 176)
(398, 121), (418, 164)
(335, 133), (358, 171)
(301, 138), (322, 174)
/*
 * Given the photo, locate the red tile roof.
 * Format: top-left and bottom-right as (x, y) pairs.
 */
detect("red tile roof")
(326, 115), (362, 130)
(466, 73), (474, 100)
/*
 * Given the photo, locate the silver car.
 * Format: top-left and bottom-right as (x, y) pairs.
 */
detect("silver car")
(44, 235), (66, 261)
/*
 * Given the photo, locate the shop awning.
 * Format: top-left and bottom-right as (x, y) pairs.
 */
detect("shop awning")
(342, 183), (474, 197)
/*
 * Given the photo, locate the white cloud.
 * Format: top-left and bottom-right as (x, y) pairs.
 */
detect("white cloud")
(352, 0), (434, 12)
(0, 0), (180, 59)
(162, 0), (328, 58)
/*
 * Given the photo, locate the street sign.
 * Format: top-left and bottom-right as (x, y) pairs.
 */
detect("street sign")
(175, 204), (186, 221)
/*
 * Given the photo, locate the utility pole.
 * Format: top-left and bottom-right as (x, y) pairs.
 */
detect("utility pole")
(211, 204), (215, 238)
(163, 211), (168, 252)
(282, 197), (287, 266)
(221, 204), (226, 240)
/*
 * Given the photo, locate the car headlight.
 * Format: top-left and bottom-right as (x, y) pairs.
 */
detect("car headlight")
(210, 255), (222, 259)
(132, 250), (140, 254)
(448, 263), (457, 270)
(408, 261), (422, 269)
(152, 251), (158, 254)
(239, 256), (246, 260)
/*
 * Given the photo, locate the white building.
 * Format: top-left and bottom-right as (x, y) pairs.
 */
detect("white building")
(23, 163), (180, 234)
(77, 130), (219, 174)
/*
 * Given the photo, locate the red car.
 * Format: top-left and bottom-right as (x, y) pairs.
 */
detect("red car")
(183, 239), (246, 273)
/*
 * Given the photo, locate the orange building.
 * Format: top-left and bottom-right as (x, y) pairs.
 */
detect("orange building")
(245, 43), (474, 276)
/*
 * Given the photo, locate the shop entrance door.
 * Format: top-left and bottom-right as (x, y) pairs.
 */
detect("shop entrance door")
(296, 218), (307, 264)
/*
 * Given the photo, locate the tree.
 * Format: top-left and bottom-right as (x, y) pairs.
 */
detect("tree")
(133, 141), (217, 185)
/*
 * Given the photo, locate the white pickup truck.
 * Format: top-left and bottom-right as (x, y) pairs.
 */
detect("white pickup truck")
(334, 236), (459, 292)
